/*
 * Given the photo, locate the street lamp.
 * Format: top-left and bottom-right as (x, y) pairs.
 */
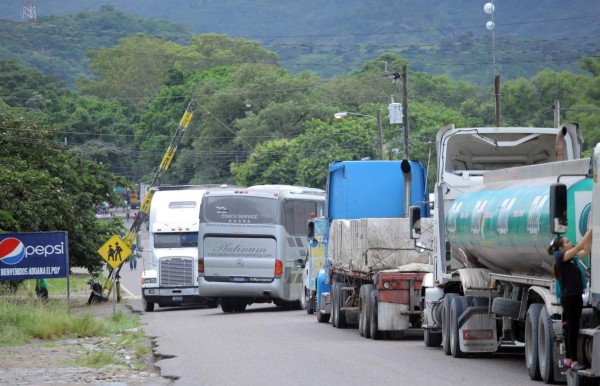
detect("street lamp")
(334, 111), (384, 160)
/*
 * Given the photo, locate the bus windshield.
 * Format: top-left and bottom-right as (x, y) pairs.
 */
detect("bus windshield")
(202, 196), (278, 224)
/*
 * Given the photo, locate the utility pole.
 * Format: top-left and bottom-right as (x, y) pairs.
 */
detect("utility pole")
(402, 66), (409, 160)
(554, 100), (560, 128)
(494, 75), (501, 127)
(376, 111), (383, 160)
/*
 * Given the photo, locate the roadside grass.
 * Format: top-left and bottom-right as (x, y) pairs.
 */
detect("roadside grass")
(0, 272), (102, 297)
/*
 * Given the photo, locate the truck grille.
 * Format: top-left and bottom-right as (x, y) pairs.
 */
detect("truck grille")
(159, 257), (194, 286)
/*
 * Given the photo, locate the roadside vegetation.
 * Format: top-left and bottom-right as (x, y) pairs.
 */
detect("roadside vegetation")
(0, 273), (152, 369)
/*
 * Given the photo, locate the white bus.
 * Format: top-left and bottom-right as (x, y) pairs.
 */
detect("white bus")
(141, 185), (228, 312)
(197, 185), (325, 313)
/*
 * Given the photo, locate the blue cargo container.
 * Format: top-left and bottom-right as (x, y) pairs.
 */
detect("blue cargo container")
(326, 159), (429, 221)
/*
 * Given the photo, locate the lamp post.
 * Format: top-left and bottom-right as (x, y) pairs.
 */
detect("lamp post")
(334, 111), (384, 160)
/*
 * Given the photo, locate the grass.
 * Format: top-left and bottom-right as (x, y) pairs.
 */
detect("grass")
(0, 298), (141, 345)
(0, 272), (102, 297)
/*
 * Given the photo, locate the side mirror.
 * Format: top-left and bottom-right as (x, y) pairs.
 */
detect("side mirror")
(549, 183), (568, 234)
(307, 221), (315, 239)
(296, 258), (305, 269)
(409, 206), (422, 240)
(307, 221), (318, 247)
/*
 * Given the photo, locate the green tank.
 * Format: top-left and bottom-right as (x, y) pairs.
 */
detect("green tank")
(445, 176), (592, 275)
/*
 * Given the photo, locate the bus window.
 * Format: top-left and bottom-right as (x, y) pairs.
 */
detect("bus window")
(285, 200), (317, 236)
(203, 196), (277, 224)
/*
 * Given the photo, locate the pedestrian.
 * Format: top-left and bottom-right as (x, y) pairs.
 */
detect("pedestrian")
(126, 210), (131, 222)
(549, 228), (592, 371)
(130, 243), (138, 270)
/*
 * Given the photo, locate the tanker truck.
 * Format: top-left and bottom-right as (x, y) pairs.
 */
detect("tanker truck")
(408, 123), (592, 384)
(551, 142), (600, 386)
(309, 160), (432, 339)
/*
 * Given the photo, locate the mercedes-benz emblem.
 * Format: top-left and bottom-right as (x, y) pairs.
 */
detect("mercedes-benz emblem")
(235, 259), (244, 267)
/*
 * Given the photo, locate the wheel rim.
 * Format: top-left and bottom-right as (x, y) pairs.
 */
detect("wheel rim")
(525, 316), (534, 368)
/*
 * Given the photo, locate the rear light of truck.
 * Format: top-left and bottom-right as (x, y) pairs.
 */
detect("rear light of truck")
(274, 259), (283, 277)
(198, 257), (205, 275)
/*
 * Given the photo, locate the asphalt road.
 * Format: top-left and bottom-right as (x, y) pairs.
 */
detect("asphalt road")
(113, 216), (540, 386)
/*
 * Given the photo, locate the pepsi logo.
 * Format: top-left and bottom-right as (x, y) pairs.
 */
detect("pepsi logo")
(0, 238), (26, 265)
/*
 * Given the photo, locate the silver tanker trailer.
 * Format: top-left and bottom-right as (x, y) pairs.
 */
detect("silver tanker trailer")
(409, 123), (591, 384)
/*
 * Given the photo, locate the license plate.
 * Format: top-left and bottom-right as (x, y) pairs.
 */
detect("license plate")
(172, 296), (182, 302)
(231, 277), (246, 282)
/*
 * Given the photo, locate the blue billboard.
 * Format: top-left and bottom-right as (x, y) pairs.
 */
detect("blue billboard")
(0, 232), (69, 280)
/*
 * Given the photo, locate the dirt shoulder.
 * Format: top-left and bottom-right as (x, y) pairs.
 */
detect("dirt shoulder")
(0, 297), (173, 386)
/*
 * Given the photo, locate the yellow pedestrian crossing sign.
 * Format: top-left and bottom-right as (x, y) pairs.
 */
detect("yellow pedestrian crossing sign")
(98, 235), (132, 269)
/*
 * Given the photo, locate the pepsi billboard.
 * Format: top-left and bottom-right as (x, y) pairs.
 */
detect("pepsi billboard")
(0, 232), (68, 280)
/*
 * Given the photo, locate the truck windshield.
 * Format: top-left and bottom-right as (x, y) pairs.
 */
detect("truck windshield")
(202, 196), (278, 224)
(154, 232), (198, 248)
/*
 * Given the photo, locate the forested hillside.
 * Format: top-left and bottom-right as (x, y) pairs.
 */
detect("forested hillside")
(0, 1), (598, 85)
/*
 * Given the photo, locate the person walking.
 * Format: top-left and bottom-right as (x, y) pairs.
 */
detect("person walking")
(549, 228), (592, 371)
(130, 243), (138, 270)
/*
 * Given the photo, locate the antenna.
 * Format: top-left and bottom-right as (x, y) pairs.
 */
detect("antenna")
(22, 0), (36, 23)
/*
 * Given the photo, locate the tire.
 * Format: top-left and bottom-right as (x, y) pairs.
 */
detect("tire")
(450, 296), (469, 358)
(221, 298), (235, 313)
(424, 329), (443, 347)
(334, 281), (347, 329)
(300, 286), (307, 310)
(369, 289), (382, 340)
(363, 285), (375, 339)
(207, 299), (219, 309)
(538, 305), (555, 384)
(317, 308), (330, 323)
(331, 281), (339, 328)
(143, 299), (154, 312)
(492, 298), (521, 319)
(442, 293), (458, 355)
(525, 303), (543, 381)
(233, 302), (247, 313)
(358, 285), (368, 337)
(306, 292), (315, 315)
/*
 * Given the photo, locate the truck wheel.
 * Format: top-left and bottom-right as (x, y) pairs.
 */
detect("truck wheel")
(450, 296), (468, 358)
(233, 302), (247, 312)
(300, 287), (307, 310)
(525, 303), (543, 381)
(317, 309), (330, 323)
(442, 293), (458, 355)
(358, 285), (368, 337)
(538, 305), (556, 383)
(221, 298), (235, 313)
(331, 281), (339, 327)
(207, 299), (219, 309)
(334, 281), (347, 329)
(369, 289), (382, 340)
(363, 285), (375, 339)
(307, 291), (315, 315)
(424, 330), (442, 347)
(143, 299), (154, 312)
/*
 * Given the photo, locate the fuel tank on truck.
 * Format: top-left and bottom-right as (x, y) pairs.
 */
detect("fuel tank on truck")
(445, 176), (592, 276)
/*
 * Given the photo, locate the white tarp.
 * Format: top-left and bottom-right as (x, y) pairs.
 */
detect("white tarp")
(328, 217), (434, 274)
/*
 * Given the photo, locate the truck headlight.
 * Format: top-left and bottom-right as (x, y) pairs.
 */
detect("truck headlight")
(143, 278), (157, 284)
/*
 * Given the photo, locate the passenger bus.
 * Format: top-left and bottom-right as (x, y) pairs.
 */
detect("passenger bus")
(197, 185), (325, 313)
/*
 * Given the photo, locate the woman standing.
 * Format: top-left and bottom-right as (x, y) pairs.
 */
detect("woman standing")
(549, 229), (592, 370)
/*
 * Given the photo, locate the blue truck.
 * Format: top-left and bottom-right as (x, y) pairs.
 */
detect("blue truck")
(308, 159), (432, 339)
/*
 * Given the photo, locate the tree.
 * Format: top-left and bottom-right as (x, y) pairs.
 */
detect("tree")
(0, 114), (126, 272)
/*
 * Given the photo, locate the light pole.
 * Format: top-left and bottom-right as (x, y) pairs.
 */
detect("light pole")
(484, 2), (496, 77)
(334, 111), (384, 160)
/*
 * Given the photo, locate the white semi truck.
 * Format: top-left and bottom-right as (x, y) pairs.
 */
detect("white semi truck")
(409, 123), (593, 383)
(141, 185), (224, 312)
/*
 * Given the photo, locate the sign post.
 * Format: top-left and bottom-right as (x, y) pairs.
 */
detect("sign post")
(97, 235), (131, 316)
